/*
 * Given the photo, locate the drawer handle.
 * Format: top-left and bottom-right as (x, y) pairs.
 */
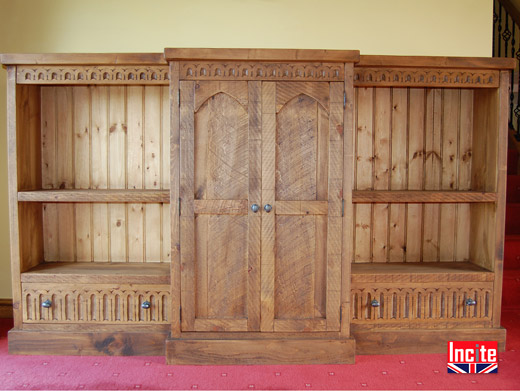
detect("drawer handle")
(251, 204), (259, 213)
(371, 299), (380, 307)
(41, 299), (52, 308)
(465, 298), (477, 306)
(264, 204), (272, 213)
(141, 301), (151, 309)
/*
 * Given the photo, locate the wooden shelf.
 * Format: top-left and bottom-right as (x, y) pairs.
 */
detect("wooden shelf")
(351, 262), (493, 283)
(21, 262), (170, 284)
(18, 190), (170, 203)
(352, 190), (497, 203)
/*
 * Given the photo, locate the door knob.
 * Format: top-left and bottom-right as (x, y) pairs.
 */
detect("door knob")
(371, 299), (380, 307)
(251, 204), (259, 213)
(465, 298), (477, 306)
(264, 204), (272, 213)
(42, 299), (52, 308)
(141, 301), (151, 309)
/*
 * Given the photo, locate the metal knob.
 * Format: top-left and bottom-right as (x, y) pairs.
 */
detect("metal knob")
(264, 204), (272, 213)
(41, 299), (52, 308)
(251, 204), (259, 213)
(465, 298), (477, 306)
(371, 299), (380, 307)
(141, 301), (151, 309)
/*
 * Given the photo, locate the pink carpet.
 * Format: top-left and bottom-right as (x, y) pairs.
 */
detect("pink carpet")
(0, 313), (519, 390)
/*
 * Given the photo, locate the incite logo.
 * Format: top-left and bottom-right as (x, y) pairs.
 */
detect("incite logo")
(447, 341), (498, 374)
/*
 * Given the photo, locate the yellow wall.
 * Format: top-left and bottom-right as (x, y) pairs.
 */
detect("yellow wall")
(0, 0), (493, 298)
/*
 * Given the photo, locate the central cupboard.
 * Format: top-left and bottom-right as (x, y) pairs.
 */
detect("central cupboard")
(167, 49), (358, 363)
(1, 48), (514, 365)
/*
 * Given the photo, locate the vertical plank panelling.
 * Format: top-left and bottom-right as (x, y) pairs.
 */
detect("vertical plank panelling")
(73, 87), (92, 262)
(91, 86), (109, 262)
(180, 81), (195, 330)
(144, 87), (162, 262)
(354, 87), (373, 262)
(161, 86), (171, 262)
(261, 81), (276, 332)
(389, 88), (407, 262)
(407, 88), (425, 262)
(56, 87), (75, 261)
(439, 89), (460, 262)
(248, 81), (261, 331)
(41, 87), (58, 261)
(108, 86), (127, 262)
(372, 88), (390, 263)
(456, 89), (474, 261)
(127, 86), (144, 262)
(423, 89), (442, 262)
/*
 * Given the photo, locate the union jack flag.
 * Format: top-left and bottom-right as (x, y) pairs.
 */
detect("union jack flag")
(447, 363), (498, 374)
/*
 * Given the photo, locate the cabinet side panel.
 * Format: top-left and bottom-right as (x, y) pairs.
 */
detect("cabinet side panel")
(16, 82), (44, 277)
(493, 70), (509, 326)
(470, 88), (499, 272)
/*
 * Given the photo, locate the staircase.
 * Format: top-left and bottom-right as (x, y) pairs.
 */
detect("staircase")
(503, 141), (520, 310)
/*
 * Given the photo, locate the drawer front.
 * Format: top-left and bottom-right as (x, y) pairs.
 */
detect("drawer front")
(351, 282), (493, 329)
(22, 283), (170, 324)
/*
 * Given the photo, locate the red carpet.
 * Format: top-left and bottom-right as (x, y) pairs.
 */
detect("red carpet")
(0, 313), (519, 390)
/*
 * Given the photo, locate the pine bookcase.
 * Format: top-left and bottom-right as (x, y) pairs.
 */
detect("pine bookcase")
(0, 49), (515, 364)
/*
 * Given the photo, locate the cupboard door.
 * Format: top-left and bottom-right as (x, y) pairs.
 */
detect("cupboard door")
(261, 82), (344, 332)
(179, 81), (261, 332)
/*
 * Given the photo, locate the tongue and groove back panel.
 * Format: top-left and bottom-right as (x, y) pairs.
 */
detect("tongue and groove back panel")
(353, 87), (480, 264)
(39, 86), (171, 263)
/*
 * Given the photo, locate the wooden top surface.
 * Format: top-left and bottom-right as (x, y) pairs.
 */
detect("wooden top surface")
(358, 55), (517, 69)
(164, 48), (360, 62)
(351, 261), (491, 274)
(0, 53), (167, 65)
(21, 262), (170, 284)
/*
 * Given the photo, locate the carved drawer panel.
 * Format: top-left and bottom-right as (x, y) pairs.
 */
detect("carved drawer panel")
(351, 282), (493, 329)
(22, 283), (170, 324)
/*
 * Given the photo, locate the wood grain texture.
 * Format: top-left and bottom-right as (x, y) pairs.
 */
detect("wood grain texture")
(342, 64), (355, 337)
(493, 71), (510, 327)
(170, 61), (181, 337)
(7, 67), (22, 327)
(260, 82), (276, 332)
(353, 328), (506, 355)
(9, 329), (168, 356)
(22, 283), (170, 324)
(357, 55), (516, 69)
(179, 81), (195, 331)
(19, 190), (170, 202)
(21, 262), (170, 284)
(166, 338), (355, 365)
(248, 81), (261, 331)
(352, 191), (497, 203)
(165, 48), (359, 62)
(1, 53), (167, 65)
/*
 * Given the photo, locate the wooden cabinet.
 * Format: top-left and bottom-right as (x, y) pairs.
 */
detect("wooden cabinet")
(0, 49), (515, 364)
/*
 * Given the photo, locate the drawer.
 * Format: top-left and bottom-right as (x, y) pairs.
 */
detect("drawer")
(22, 283), (170, 325)
(351, 282), (493, 329)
